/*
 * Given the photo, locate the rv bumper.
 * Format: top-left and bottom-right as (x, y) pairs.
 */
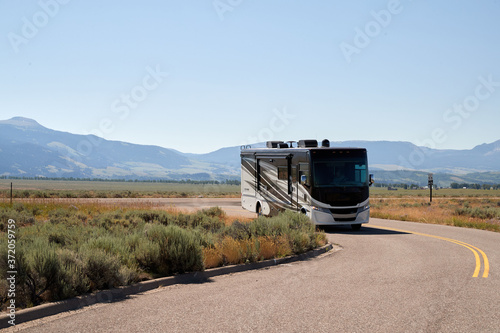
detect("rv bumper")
(309, 206), (370, 226)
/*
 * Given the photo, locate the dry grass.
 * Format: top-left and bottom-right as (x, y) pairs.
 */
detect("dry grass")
(371, 197), (500, 232)
(220, 236), (244, 265)
(202, 247), (224, 269)
(202, 235), (295, 268)
(257, 236), (277, 260)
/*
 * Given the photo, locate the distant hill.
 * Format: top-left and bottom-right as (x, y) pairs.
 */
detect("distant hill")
(328, 140), (500, 174)
(0, 117), (237, 181)
(372, 170), (500, 188)
(1, 117), (499, 185)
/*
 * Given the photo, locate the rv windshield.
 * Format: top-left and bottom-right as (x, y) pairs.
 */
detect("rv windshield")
(312, 157), (368, 187)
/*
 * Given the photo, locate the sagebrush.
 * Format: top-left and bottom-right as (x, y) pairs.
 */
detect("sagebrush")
(0, 203), (326, 309)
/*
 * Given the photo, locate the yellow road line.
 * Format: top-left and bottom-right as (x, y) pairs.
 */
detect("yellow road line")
(368, 225), (489, 278)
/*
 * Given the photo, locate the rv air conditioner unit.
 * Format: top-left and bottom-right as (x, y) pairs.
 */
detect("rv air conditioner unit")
(266, 141), (288, 148)
(298, 140), (318, 148)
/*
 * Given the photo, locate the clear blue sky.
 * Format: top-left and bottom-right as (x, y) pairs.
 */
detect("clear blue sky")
(1, 1), (499, 153)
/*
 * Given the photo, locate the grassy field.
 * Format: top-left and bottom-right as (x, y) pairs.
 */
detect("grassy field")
(370, 187), (500, 232)
(3, 179), (500, 199)
(370, 197), (500, 232)
(370, 187), (500, 198)
(0, 201), (326, 310)
(0, 179), (240, 199)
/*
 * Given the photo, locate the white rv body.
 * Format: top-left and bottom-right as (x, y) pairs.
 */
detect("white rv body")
(241, 140), (372, 229)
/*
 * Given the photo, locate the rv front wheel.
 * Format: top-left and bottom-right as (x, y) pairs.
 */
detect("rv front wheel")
(256, 204), (262, 216)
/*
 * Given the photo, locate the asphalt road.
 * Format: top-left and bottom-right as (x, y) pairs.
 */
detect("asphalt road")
(7, 213), (500, 332)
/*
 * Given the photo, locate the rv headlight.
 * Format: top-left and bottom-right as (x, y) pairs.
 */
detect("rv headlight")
(363, 204), (370, 210)
(312, 206), (330, 213)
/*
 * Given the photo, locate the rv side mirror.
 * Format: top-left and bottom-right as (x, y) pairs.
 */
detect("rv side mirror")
(300, 175), (308, 185)
(369, 174), (374, 186)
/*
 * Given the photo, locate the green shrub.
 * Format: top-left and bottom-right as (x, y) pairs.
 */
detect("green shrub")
(2, 239), (69, 306)
(134, 211), (169, 224)
(249, 210), (314, 237)
(454, 207), (499, 219)
(0, 204), (326, 310)
(289, 230), (311, 254)
(125, 232), (142, 251)
(82, 248), (122, 290)
(143, 223), (203, 274)
(118, 265), (139, 285)
(224, 221), (252, 240)
(85, 235), (130, 264)
(188, 211), (225, 231)
(56, 248), (90, 296)
(133, 238), (161, 272)
(159, 225), (204, 274)
(200, 206), (226, 219)
(0, 205), (35, 226)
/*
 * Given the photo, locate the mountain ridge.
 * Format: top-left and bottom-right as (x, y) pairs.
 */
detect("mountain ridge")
(1, 117), (499, 184)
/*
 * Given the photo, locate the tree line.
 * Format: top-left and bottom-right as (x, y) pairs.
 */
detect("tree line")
(373, 182), (500, 190)
(450, 182), (500, 190)
(0, 176), (241, 185)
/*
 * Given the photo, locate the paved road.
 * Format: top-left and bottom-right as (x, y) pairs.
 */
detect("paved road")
(8, 216), (500, 332)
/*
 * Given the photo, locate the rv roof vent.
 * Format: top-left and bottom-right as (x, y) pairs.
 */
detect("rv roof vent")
(278, 143), (289, 148)
(266, 141), (285, 148)
(298, 139), (318, 148)
(321, 139), (330, 147)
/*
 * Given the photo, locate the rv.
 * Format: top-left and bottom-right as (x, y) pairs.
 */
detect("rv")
(240, 139), (373, 230)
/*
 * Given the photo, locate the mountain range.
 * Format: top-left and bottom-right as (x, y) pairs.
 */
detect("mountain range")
(1, 117), (499, 186)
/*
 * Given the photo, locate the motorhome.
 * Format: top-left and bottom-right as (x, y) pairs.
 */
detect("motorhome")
(240, 139), (373, 229)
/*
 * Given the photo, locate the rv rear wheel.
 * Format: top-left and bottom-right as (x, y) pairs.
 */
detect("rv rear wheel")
(351, 224), (362, 231)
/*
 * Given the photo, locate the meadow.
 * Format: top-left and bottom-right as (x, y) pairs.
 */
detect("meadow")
(370, 187), (500, 198)
(0, 179), (240, 199)
(370, 188), (500, 232)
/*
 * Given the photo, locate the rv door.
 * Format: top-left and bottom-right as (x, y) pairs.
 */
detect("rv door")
(256, 158), (261, 192)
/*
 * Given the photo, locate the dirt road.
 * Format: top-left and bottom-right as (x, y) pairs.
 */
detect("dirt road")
(6, 197), (257, 219)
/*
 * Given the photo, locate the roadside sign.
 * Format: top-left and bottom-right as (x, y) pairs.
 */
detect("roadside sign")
(428, 173), (433, 203)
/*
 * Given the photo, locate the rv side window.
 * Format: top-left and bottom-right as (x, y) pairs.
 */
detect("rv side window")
(354, 164), (367, 183)
(299, 163), (310, 186)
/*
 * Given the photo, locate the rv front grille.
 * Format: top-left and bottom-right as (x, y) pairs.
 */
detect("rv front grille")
(329, 208), (358, 215)
(334, 217), (356, 222)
